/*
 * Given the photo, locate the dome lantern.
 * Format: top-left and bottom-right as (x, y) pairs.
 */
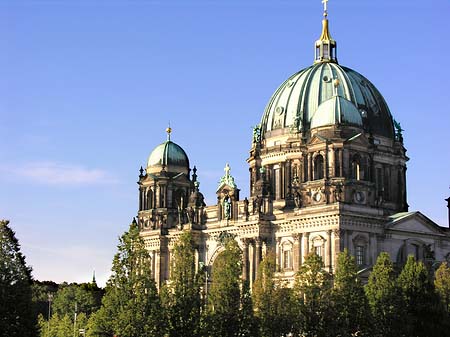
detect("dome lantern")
(314, 0), (337, 64)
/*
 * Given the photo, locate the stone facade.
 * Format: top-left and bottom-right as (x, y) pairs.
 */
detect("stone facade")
(137, 12), (450, 289)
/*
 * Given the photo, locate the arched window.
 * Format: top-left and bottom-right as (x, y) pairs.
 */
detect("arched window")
(312, 236), (325, 258)
(351, 154), (361, 180)
(314, 154), (324, 180)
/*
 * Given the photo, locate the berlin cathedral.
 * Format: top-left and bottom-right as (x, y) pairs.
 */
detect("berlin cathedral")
(136, 5), (450, 288)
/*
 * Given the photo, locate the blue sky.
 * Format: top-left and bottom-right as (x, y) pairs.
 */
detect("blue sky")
(1, 0), (449, 286)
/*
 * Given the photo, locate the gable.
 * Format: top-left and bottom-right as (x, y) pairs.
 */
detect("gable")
(386, 212), (445, 236)
(308, 134), (327, 146)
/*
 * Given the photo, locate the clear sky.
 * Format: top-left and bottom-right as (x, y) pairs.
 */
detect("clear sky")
(1, 0), (449, 286)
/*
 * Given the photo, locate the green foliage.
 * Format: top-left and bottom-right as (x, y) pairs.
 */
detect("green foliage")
(332, 249), (372, 337)
(32, 281), (59, 320)
(162, 231), (203, 337)
(253, 250), (294, 337)
(239, 280), (259, 337)
(52, 283), (101, 318)
(397, 255), (444, 337)
(365, 252), (404, 337)
(293, 252), (333, 337)
(435, 262), (450, 313)
(205, 236), (242, 337)
(87, 221), (164, 337)
(0, 219), (37, 337)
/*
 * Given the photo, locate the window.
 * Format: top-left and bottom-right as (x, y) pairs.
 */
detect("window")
(323, 44), (329, 58)
(314, 245), (322, 257)
(351, 154), (361, 180)
(283, 249), (292, 270)
(314, 155), (324, 180)
(356, 245), (365, 266)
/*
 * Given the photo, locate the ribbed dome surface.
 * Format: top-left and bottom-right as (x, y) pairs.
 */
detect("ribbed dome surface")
(261, 62), (394, 139)
(147, 140), (189, 171)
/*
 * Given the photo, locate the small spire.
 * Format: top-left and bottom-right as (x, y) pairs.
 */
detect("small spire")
(314, 0), (337, 64)
(166, 123), (172, 141)
(192, 165), (198, 182)
(92, 269), (96, 284)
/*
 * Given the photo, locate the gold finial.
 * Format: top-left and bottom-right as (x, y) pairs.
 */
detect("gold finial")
(322, 0), (328, 17)
(314, 0), (337, 64)
(166, 124), (172, 141)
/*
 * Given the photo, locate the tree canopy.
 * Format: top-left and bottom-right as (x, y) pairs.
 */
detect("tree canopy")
(0, 219), (37, 337)
(87, 220), (164, 337)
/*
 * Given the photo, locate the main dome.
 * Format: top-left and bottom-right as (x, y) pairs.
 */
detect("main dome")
(147, 140), (190, 174)
(260, 62), (395, 139)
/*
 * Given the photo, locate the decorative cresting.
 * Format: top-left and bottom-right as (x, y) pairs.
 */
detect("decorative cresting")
(147, 128), (190, 175)
(314, 0), (337, 64)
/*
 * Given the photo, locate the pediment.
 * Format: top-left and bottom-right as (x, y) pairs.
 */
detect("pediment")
(308, 134), (327, 146)
(216, 183), (238, 194)
(386, 212), (445, 236)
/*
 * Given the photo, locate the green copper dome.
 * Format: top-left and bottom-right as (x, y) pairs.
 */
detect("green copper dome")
(310, 95), (363, 129)
(147, 140), (190, 172)
(260, 62), (395, 139)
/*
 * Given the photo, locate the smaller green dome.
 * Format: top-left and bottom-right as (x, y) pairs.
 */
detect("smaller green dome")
(310, 95), (363, 129)
(147, 140), (189, 173)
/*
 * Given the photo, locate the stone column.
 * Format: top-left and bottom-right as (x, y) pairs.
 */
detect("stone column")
(339, 149), (344, 178)
(293, 233), (302, 271)
(328, 146), (334, 178)
(302, 232), (310, 259)
(347, 230), (354, 255)
(155, 251), (161, 288)
(242, 239), (250, 281)
(308, 153), (313, 181)
(326, 230), (332, 272)
(369, 233), (376, 265)
(332, 229), (341, 271)
(255, 238), (262, 278)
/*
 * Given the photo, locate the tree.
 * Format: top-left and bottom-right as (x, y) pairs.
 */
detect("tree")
(32, 280), (59, 321)
(161, 230), (203, 337)
(239, 280), (259, 337)
(435, 262), (450, 313)
(365, 252), (404, 337)
(397, 255), (444, 337)
(332, 249), (371, 336)
(0, 219), (37, 337)
(205, 236), (242, 337)
(253, 250), (293, 337)
(293, 252), (332, 337)
(87, 220), (164, 337)
(52, 283), (101, 319)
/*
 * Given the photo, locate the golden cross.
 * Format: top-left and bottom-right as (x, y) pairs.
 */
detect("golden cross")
(322, 0), (328, 17)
